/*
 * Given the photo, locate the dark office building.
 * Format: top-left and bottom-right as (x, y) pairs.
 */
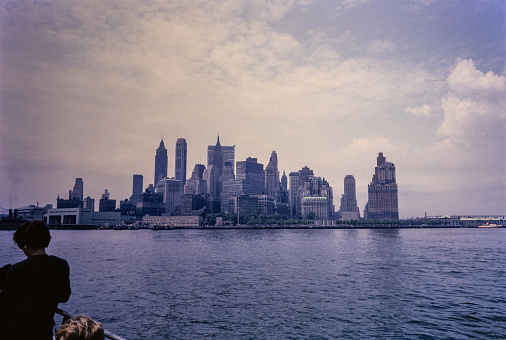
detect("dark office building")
(119, 199), (136, 215)
(154, 139), (168, 186)
(136, 191), (165, 217)
(71, 178), (84, 201)
(99, 198), (116, 212)
(57, 195), (82, 209)
(208, 136), (235, 175)
(131, 174), (143, 203)
(340, 175), (360, 220)
(236, 157), (264, 195)
(230, 195), (259, 218)
(180, 194), (207, 216)
(175, 138), (187, 185)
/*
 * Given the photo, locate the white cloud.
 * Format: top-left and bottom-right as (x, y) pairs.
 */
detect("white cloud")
(342, 0), (370, 9)
(367, 40), (397, 55)
(447, 58), (506, 101)
(438, 59), (506, 147)
(405, 104), (432, 117)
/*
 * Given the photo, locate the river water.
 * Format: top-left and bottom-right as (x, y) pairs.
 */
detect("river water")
(1, 228), (505, 339)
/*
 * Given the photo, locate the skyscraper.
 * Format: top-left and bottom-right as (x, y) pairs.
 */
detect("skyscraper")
(220, 161), (243, 213)
(99, 189), (116, 212)
(71, 178), (83, 201)
(298, 174), (333, 220)
(340, 175), (360, 220)
(203, 165), (221, 197)
(281, 171), (288, 192)
(264, 151), (280, 197)
(289, 166), (333, 219)
(154, 140), (168, 186)
(155, 177), (182, 215)
(236, 157), (264, 195)
(184, 164), (207, 195)
(209, 135), (224, 177)
(83, 196), (95, 211)
(175, 138), (187, 185)
(288, 172), (300, 217)
(208, 136), (235, 175)
(131, 174), (143, 202)
(364, 152), (399, 220)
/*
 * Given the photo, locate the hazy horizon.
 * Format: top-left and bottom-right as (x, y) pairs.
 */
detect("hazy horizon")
(1, 0), (505, 218)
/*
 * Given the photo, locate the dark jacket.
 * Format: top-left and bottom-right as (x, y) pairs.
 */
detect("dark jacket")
(0, 254), (71, 340)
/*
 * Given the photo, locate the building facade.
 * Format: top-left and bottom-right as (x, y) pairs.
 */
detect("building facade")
(236, 157), (264, 195)
(136, 191), (164, 216)
(364, 152), (399, 220)
(230, 195), (259, 219)
(99, 189), (116, 212)
(302, 196), (329, 220)
(208, 138), (235, 175)
(71, 178), (83, 201)
(175, 138), (187, 185)
(83, 196), (95, 211)
(220, 162), (243, 213)
(288, 172), (300, 217)
(289, 167), (333, 219)
(264, 151), (280, 197)
(154, 139), (168, 186)
(184, 164), (207, 195)
(131, 174), (143, 203)
(155, 177), (182, 215)
(340, 175), (360, 220)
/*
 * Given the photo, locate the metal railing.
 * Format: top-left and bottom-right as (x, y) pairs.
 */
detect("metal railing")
(56, 308), (128, 340)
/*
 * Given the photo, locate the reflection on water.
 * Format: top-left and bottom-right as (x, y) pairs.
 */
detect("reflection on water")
(0, 228), (505, 339)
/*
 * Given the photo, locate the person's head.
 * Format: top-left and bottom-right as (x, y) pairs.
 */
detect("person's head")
(13, 220), (51, 250)
(55, 314), (104, 340)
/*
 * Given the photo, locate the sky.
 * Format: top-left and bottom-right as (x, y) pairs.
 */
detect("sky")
(1, 0), (505, 218)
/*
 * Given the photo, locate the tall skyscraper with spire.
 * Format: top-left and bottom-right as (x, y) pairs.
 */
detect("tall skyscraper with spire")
(364, 152), (399, 220)
(175, 138), (187, 185)
(154, 140), (168, 186)
(211, 135), (224, 177)
(281, 171), (288, 192)
(265, 151), (280, 197)
(208, 136), (235, 175)
(340, 175), (360, 220)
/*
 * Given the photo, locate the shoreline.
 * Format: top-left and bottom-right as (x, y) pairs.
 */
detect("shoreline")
(2, 225), (502, 231)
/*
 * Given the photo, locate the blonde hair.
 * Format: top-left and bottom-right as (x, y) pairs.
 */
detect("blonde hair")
(55, 314), (104, 340)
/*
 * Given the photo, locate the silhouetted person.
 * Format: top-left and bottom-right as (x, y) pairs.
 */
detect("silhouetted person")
(0, 264), (11, 291)
(0, 221), (71, 340)
(55, 314), (104, 340)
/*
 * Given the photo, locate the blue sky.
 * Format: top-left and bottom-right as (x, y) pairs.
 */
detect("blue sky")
(1, 0), (505, 218)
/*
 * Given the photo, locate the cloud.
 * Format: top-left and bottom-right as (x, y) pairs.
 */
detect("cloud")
(367, 40), (397, 55)
(405, 104), (432, 117)
(447, 58), (506, 101)
(438, 59), (506, 148)
(342, 0), (370, 9)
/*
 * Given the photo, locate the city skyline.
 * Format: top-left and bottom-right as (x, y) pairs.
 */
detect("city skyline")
(1, 1), (505, 218)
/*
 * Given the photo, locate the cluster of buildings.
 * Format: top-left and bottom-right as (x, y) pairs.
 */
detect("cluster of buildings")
(34, 137), (400, 226)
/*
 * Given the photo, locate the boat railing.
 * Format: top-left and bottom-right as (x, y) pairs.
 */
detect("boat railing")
(56, 308), (127, 340)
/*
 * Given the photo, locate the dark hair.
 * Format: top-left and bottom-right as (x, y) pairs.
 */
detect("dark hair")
(13, 221), (51, 249)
